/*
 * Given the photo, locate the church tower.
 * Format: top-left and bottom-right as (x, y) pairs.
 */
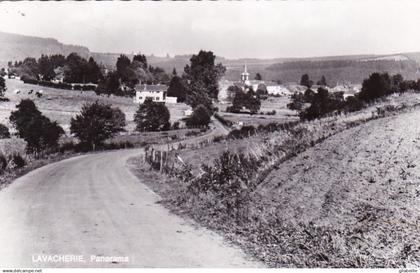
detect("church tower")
(240, 63), (250, 84)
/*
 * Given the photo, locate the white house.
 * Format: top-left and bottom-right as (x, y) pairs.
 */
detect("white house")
(134, 84), (179, 104)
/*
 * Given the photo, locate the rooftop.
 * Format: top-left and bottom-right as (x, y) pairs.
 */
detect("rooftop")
(135, 84), (168, 92)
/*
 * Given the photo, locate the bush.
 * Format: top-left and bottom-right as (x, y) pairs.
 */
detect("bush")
(229, 89), (261, 114)
(0, 154), (7, 173)
(359, 73), (392, 102)
(70, 101), (126, 150)
(0, 124), (10, 139)
(228, 125), (256, 139)
(10, 153), (26, 168)
(9, 99), (64, 154)
(171, 121), (180, 130)
(185, 104), (211, 128)
(184, 151), (259, 218)
(134, 98), (170, 132)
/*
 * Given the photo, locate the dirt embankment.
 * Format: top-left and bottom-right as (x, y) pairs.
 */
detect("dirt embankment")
(258, 108), (420, 264)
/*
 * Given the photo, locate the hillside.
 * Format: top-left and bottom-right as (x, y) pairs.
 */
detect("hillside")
(0, 31), (90, 65)
(1, 31), (420, 85)
(257, 109), (420, 265)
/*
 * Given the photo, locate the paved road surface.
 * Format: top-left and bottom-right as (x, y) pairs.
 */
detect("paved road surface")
(0, 149), (260, 267)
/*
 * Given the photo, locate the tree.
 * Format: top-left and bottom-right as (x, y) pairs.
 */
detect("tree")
(38, 55), (56, 81)
(255, 73), (262, 81)
(96, 71), (122, 96)
(70, 101), (126, 150)
(358, 73), (392, 102)
(183, 50), (226, 101)
(134, 98), (170, 132)
(228, 89), (261, 114)
(300, 74), (313, 88)
(167, 76), (188, 102)
(0, 77), (6, 97)
(0, 124), (10, 139)
(64, 53), (88, 83)
(317, 75), (327, 86)
(299, 87), (345, 120)
(10, 99), (64, 154)
(86, 57), (103, 84)
(185, 104), (211, 128)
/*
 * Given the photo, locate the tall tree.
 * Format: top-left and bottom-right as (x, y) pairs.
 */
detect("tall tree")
(183, 50), (226, 101)
(134, 98), (170, 132)
(255, 73), (262, 81)
(167, 76), (188, 102)
(70, 101), (126, 150)
(38, 55), (55, 81)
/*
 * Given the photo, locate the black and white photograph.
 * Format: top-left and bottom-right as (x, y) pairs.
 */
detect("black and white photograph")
(0, 0), (419, 270)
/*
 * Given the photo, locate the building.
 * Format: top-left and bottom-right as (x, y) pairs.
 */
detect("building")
(134, 84), (168, 104)
(134, 84), (178, 104)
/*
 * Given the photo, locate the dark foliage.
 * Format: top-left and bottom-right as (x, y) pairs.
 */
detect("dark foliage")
(228, 89), (261, 114)
(70, 101), (126, 150)
(134, 98), (170, 132)
(185, 104), (211, 128)
(300, 73), (313, 88)
(0, 76), (6, 97)
(228, 125), (257, 139)
(358, 72), (392, 102)
(0, 124), (10, 139)
(167, 76), (188, 102)
(9, 99), (64, 154)
(10, 153), (26, 168)
(299, 87), (346, 120)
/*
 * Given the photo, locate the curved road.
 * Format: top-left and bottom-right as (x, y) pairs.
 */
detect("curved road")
(0, 148), (259, 267)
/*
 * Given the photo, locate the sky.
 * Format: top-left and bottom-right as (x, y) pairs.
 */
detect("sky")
(0, 1), (420, 59)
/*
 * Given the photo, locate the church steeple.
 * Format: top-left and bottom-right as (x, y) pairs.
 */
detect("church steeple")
(240, 62), (250, 84)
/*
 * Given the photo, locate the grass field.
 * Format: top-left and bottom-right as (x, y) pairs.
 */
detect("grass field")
(0, 78), (191, 133)
(216, 96), (298, 126)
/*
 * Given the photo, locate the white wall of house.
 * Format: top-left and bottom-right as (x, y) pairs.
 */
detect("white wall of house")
(135, 90), (166, 104)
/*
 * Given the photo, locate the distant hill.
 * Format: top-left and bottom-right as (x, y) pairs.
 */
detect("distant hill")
(1, 31), (420, 85)
(0, 31), (90, 65)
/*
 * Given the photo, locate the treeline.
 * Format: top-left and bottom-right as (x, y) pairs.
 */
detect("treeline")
(95, 53), (172, 96)
(8, 53), (103, 84)
(289, 72), (420, 120)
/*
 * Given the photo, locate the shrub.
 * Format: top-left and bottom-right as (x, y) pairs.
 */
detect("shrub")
(11, 153), (26, 168)
(70, 101), (126, 150)
(185, 104), (211, 128)
(9, 99), (64, 154)
(229, 89), (261, 114)
(359, 72), (392, 102)
(228, 125), (256, 139)
(0, 124), (10, 139)
(171, 121), (180, 130)
(134, 98), (170, 132)
(0, 154), (7, 173)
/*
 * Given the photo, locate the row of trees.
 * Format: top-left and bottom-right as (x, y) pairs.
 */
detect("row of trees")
(8, 53), (103, 84)
(292, 72), (420, 120)
(7, 98), (211, 153)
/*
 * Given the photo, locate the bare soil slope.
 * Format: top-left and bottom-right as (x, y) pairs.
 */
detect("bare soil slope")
(258, 108), (420, 264)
